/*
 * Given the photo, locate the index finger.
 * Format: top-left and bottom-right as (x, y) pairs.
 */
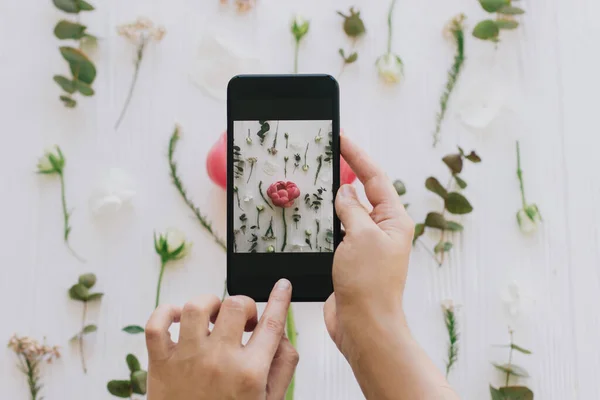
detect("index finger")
(246, 279), (292, 363)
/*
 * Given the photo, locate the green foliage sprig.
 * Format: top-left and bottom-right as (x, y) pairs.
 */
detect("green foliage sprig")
(69, 273), (103, 374)
(257, 120), (270, 145)
(413, 147), (481, 265)
(490, 330), (534, 399)
(168, 126), (227, 251)
(52, 0), (97, 108)
(291, 16), (310, 74)
(442, 300), (459, 378)
(305, 187), (326, 211)
(107, 354), (148, 398)
(515, 141), (541, 234)
(473, 0), (525, 42)
(336, 7), (366, 78)
(153, 229), (191, 308)
(37, 146), (85, 262)
(434, 14), (466, 147)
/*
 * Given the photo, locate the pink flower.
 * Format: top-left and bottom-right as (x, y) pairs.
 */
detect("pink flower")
(267, 181), (301, 208)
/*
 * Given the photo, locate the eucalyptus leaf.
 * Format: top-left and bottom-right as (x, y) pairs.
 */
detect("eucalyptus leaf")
(53, 75), (76, 94)
(126, 354), (141, 373)
(454, 175), (467, 189)
(60, 46), (96, 84)
(498, 6), (525, 15)
(434, 242), (453, 253)
(77, 0), (95, 10)
(131, 370), (148, 395)
(393, 180), (406, 196)
(53, 0), (80, 13)
(107, 380), (132, 398)
(54, 20), (87, 40)
(442, 154), (463, 174)
(465, 151), (482, 163)
(446, 221), (464, 232)
(473, 20), (500, 41)
(511, 344), (532, 355)
(490, 386), (504, 400)
(69, 283), (89, 301)
(425, 212), (447, 230)
(86, 292), (104, 302)
(60, 95), (77, 108)
(78, 273), (96, 289)
(496, 19), (519, 30)
(122, 325), (145, 334)
(492, 363), (530, 378)
(82, 324), (97, 334)
(479, 0), (510, 13)
(499, 386), (534, 400)
(75, 80), (95, 96)
(413, 223), (425, 244)
(445, 192), (473, 215)
(425, 177), (448, 199)
(345, 52), (358, 64)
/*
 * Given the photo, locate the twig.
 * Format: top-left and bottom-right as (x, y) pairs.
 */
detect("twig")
(115, 38), (147, 130)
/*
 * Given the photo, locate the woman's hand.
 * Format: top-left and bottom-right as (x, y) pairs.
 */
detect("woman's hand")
(146, 279), (298, 400)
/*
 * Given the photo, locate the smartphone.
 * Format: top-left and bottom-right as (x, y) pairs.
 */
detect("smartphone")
(227, 74), (340, 302)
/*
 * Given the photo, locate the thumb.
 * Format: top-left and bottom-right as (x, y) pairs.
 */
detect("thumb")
(335, 185), (374, 234)
(266, 337), (299, 400)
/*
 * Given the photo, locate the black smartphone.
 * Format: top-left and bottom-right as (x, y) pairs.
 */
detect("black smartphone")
(227, 74), (340, 302)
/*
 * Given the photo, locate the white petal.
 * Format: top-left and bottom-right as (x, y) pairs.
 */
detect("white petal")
(165, 228), (187, 253)
(457, 67), (510, 129)
(89, 168), (136, 216)
(90, 195), (123, 215)
(243, 194), (253, 202)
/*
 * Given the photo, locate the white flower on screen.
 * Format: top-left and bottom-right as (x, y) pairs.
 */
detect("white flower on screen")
(243, 193), (254, 203)
(89, 168), (136, 216)
(376, 53), (404, 84)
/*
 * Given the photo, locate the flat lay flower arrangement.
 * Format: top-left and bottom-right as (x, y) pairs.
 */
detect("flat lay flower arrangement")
(6, 0), (542, 399)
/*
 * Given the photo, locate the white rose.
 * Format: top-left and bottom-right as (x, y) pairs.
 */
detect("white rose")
(516, 204), (541, 234)
(155, 228), (191, 261)
(37, 146), (62, 174)
(376, 53), (404, 84)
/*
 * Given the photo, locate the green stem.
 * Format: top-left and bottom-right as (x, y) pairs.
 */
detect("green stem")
(59, 172), (85, 262)
(516, 141), (527, 209)
(285, 307), (297, 400)
(387, 0), (397, 54)
(80, 301), (88, 374)
(281, 208), (288, 252)
(294, 40), (300, 74)
(115, 38), (147, 130)
(505, 330), (514, 387)
(155, 260), (167, 309)
(259, 181), (274, 210)
(24, 357), (39, 400)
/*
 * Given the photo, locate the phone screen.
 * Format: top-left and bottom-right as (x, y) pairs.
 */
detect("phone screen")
(227, 75), (339, 301)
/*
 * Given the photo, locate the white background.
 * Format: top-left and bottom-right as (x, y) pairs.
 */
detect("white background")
(1, 0), (599, 399)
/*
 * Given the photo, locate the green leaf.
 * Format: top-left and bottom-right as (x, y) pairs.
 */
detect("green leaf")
(59, 46), (96, 84)
(78, 273), (96, 288)
(131, 370), (148, 395)
(425, 212), (447, 230)
(496, 19), (519, 30)
(69, 283), (89, 301)
(75, 80), (95, 96)
(393, 180), (406, 196)
(60, 95), (77, 108)
(465, 150), (482, 163)
(86, 292), (104, 302)
(479, 0), (510, 13)
(107, 380), (132, 398)
(473, 20), (500, 41)
(126, 354), (141, 373)
(82, 324), (97, 334)
(53, 0), (80, 13)
(425, 177), (448, 199)
(442, 154), (463, 174)
(53, 75), (76, 94)
(490, 386), (504, 400)
(413, 223), (425, 244)
(122, 325), (145, 334)
(492, 363), (530, 378)
(498, 6), (525, 15)
(445, 192), (473, 215)
(77, 0), (95, 10)
(345, 52), (358, 64)
(434, 242), (453, 253)
(499, 386), (534, 400)
(454, 175), (467, 189)
(54, 20), (87, 40)
(446, 221), (464, 232)
(511, 344), (532, 355)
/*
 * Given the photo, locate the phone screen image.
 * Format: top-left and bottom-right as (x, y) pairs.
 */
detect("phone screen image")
(232, 120), (334, 254)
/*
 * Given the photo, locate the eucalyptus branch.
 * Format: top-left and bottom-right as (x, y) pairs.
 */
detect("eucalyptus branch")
(489, 329), (534, 398)
(168, 126), (226, 251)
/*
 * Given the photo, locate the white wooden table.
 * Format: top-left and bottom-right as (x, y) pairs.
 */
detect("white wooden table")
(1, 0), (599, 399)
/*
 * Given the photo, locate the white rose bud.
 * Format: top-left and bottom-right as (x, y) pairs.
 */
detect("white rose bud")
(37, 146), (64, 174)
(516, 204), (542, 234)
(291, 15), (310, 42)
(266, 245), (275, 253)
(376, 53), (404, 84)
(155, 228), (191, 261)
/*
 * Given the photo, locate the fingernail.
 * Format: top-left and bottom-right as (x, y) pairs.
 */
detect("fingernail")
(276, 279), (291, 290)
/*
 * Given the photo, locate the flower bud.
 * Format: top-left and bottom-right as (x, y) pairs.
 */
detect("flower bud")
(302, 165), (309, 172)
(37, 146), (65, 174)
(246, 136), (252, 145)
(257, 205), (265, 212)
(337, 7), (366, 38)
(266, 245), (275, 253)
(291, 15), (310, 42)
(376, 53), (404, 84)
(516, 204), (541, 234)
(154, 228), (191, 261)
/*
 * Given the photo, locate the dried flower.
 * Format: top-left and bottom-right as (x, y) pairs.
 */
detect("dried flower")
(291, 15), (310, 73)
(37, 146), (85, 262)
(267, 122), (279, 155)
(107, 354), (148, 398)
(516, 141), (541, 234)
(69, 273), (103, 374)
(246, 129), (253, 144)
(376, 0), (404, 84)
(441, 300), (459, 378)
(115, 17), (166, 130)
(336, 7), (365, 78)
(314, 129), (323, 143)
(154, 228), (191, 308)
(8, 334), (60, 400)
(284, 156), (289, 178)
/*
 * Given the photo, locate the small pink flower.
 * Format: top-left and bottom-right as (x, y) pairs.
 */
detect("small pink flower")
(267, 181), (300, 208)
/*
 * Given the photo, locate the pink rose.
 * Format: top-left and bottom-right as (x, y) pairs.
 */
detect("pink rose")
(267, 181), (301, 208)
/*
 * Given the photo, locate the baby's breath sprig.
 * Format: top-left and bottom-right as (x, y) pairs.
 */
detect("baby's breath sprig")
(516, 141), (541, 234)
(115, 17), (166, 130)
(8, 334), (60, 400)
(441, 300), (459, 378)
(473, 0), (525, 42)
(52, 0), (97, 108)
(434, 14), (466, 148)
(107, 354), (148, 398)
(68, 273), (103, 374)
(37, 146), (85, 262)
(153, 228), (191, 308)
(336, 7), (366, 78)
(490, 329), (534, 398)
(413, 147), (481, 265)
(291, 15), (310, 73)
(168, 126), (226, 251)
